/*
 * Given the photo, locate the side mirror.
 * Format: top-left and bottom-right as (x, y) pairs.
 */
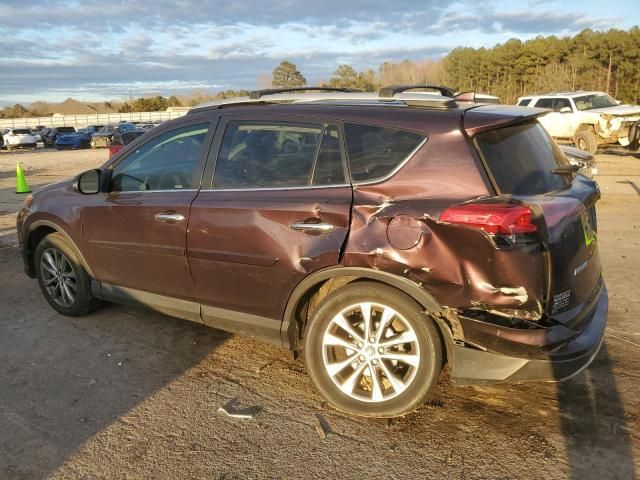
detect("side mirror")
(75, 169), (101, 194)
(560, 107), (572, 113)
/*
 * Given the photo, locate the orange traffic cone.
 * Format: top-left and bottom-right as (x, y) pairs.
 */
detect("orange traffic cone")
(16, 163), (31, 194)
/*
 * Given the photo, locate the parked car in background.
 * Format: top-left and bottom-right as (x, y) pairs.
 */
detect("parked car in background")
(91, 123), (137, 148)
(516, 91), (640, 153)
(18, 86), (608, 418)
(84, 125), (104, 134)
(559, 145), (597, 178)
(43, 127), (76, 148)
(30, 127), (45, 143)
(3, 128), (37, 151)
(55, 129), (92, 150)
(107, 128), (148, 157)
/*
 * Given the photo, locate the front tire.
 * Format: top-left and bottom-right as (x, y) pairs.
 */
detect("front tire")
(304, 282), (442, 418)
(35, 233), (100, 316)
(573, 129), (598, 154)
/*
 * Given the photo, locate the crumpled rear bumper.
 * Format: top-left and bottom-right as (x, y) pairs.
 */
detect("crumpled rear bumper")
(451, 283), (608, 385)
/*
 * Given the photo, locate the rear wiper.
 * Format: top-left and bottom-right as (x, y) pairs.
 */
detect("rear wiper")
(551, 164), (580, 175)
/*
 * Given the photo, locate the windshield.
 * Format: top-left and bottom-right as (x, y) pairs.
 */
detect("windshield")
(574, 94), (618, 111)
(13, 129), (31, 135)
(476, 121), (570, 195)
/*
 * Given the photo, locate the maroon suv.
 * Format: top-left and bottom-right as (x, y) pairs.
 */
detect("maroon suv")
(17, 86), (608, 418)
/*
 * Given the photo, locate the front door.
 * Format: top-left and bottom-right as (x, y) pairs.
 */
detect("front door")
(82, 120), (214, 304)
(536, 98), (576, 138)
(187, 117), (352, 341)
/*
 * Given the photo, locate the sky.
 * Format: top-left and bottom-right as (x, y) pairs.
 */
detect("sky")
(0, 0), (638, 105)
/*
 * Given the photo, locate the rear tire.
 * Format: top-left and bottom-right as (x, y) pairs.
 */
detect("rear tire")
(304, 281), (442, 418)
(573, 129), (598, 154)
(35, 233), (101, 317)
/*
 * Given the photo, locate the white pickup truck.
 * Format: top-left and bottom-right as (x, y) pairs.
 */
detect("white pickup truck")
(516, 91), (640, 154)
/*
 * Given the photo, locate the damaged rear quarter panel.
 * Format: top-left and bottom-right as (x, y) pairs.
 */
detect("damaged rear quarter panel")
(343, 129), (546, 318)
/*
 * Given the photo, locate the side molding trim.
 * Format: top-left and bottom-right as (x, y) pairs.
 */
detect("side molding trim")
(201, 305), (283, 347)
(96, 283), (202, 323)
(94, 282), (284, 348)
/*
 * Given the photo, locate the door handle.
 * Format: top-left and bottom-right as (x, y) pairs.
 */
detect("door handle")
(289, 221), (335, 234)
(154, 212), (185, 223)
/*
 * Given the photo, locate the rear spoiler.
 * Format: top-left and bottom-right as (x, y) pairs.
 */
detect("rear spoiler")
(463, 105), (549, 137)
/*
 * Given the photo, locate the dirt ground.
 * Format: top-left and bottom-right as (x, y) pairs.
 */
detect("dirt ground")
(0, 147), (638, 480)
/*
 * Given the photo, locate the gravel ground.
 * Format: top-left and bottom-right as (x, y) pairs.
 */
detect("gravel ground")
(0, 147), (638, 479)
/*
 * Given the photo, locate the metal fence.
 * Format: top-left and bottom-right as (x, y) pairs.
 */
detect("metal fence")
(0, 110), (188, 129)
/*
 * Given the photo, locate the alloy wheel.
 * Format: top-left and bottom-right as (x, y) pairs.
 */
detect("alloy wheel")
(40, 248), (77, 308)
(321, 302), (421, 403)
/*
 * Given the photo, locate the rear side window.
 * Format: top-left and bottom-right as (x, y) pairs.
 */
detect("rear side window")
(311, 126), (345, 186)
(213, 121), (345, 189)
(476, 121), (569, 196)
(344, 123), (424, 182)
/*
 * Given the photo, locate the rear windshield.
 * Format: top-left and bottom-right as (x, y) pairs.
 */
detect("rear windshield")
(58, 127), (75, 133)
(475, 121), (569, 195)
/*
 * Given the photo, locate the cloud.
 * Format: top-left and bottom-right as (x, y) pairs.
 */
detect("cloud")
(0, 0), (629, 103)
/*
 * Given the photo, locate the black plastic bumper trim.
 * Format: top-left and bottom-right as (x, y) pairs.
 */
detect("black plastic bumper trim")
(451, 283), (608, 385)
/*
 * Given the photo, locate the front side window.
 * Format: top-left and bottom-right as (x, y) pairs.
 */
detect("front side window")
(344, 123), (425, 182)
(213, 121), (345, 189)
(552, 98), (572, 112)
(110, 123), (209, 192)
(534, 98), (554, 109)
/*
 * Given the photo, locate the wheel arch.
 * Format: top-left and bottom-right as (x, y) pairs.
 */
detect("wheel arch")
(24, 220), (94, 278)
(281, 266), (454, 364)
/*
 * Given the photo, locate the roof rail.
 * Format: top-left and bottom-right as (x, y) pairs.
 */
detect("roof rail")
(188, 90), (462, 114)
(249, 87), (362, 99)
(379, 84), (457, 98)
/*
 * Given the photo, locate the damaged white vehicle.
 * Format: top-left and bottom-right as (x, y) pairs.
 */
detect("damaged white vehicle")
(517, 91), (640, 154)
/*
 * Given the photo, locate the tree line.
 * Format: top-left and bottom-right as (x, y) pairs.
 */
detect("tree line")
(2, 27), (639, 118)
(269, 28), (640, 105)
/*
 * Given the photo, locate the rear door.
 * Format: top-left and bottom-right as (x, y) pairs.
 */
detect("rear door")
(474, 120), (602, 321)
(187, 116), (352, 340)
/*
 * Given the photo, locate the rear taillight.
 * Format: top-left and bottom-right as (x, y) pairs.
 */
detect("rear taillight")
(108, 145), (122, 157)
(440, 203), (537, 235)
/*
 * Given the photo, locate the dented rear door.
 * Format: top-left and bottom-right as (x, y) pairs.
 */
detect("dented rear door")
(187, 116), (352, 325)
